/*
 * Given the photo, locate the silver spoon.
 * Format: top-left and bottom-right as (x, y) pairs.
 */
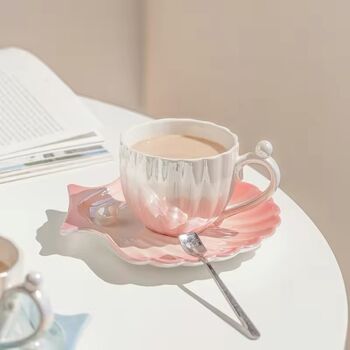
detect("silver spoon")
(179, 232), (260, 340)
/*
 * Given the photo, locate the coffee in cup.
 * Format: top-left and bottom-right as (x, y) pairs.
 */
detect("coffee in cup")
(132, 134), (226, 159)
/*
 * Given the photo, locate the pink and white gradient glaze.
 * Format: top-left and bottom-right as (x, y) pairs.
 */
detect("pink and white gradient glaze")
(61, 178), (280, 267)
(120, 118), (280, 237)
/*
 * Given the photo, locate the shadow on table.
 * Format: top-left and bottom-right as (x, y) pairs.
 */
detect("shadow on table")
(36, 209), (255, 287)
(178, 285), (257, 339)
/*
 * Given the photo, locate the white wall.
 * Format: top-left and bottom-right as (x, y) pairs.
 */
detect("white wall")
(0, 0), (143, 109)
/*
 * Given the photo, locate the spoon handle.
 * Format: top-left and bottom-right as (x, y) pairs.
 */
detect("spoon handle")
(203, 259), (260, 340)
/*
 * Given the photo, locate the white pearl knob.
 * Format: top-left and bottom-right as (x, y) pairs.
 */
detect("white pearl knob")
(255, 140), (273, 158)
(25, 272), (42, 291)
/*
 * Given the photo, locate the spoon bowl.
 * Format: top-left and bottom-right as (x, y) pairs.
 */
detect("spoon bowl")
(179, 232), (207, 258)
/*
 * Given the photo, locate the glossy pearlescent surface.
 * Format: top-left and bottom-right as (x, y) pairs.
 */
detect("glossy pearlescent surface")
(62, 179), (280, 267)
(119, 119), (280, 237)
(119, 119), (238, 236)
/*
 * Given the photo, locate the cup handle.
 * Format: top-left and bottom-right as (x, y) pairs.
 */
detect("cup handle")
(0, 272), (53, 348)
(215, 140), (281, 224)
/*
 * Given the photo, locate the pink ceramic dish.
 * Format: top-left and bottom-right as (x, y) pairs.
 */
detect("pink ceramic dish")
(61, 179), (281, 267)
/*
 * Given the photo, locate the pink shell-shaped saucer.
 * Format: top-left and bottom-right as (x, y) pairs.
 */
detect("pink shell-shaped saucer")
(61, 179), (280, 267)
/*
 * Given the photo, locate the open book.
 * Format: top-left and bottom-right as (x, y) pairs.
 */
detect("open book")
(0, 48), (111, 183)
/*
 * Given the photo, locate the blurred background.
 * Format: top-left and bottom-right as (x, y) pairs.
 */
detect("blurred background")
(0, 0), (348, 346)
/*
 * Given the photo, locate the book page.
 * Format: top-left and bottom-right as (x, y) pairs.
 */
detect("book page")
(0, 48), (102, 156)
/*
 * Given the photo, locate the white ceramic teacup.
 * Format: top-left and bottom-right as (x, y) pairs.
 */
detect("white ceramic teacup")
(0, 236), (52, 348)
(120, 119), (280, 237)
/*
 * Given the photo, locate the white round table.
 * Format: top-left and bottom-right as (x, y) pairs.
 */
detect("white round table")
(1, 97), (347, 349)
